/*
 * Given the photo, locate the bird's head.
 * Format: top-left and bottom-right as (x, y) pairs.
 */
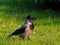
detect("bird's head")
(27, 15), (35, 21)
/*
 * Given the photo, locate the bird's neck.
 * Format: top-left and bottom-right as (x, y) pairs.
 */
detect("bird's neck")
(26, 19), (33, 25)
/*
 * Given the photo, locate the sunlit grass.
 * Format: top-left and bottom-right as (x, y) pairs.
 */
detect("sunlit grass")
(0, 15), (60, 45)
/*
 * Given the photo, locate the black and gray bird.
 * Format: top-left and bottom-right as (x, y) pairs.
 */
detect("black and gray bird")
(8, 15), (34, 39)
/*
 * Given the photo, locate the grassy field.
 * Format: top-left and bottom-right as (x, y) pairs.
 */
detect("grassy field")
(0, 2), (60, 45)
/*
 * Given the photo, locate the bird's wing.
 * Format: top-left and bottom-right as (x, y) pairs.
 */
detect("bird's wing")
(11, 24), (27, 35)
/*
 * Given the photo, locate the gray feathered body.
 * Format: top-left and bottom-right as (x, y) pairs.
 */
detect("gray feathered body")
(8, 19), (34, 39)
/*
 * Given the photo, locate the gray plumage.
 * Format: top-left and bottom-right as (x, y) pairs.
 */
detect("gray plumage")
(8, 15), (34, 39)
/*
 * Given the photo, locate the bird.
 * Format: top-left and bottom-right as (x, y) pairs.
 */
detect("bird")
(8, 15), (34, 39)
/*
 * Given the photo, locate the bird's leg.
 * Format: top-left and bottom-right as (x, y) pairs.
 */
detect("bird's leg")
(28, 37), (31, 41)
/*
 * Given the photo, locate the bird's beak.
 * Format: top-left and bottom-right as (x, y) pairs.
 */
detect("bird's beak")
(33, 17), (37, 20)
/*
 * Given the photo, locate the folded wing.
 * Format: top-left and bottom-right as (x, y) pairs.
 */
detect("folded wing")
(8, 24), (27, 37)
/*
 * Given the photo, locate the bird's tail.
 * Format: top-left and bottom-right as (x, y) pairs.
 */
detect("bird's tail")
(8, 33), (13, 37)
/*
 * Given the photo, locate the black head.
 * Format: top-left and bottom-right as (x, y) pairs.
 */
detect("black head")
(27, 15), (34, 20)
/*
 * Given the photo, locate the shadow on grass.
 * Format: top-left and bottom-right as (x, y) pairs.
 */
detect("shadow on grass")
(0, 0), (60, 19)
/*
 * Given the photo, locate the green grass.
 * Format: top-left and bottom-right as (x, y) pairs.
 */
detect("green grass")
(0, 3), (60, 45)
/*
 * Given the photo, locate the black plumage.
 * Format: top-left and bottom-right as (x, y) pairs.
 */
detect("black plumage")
(9, 26), (26, 37)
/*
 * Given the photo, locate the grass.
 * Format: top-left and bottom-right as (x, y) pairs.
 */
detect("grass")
(0, 2), (60, 45)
